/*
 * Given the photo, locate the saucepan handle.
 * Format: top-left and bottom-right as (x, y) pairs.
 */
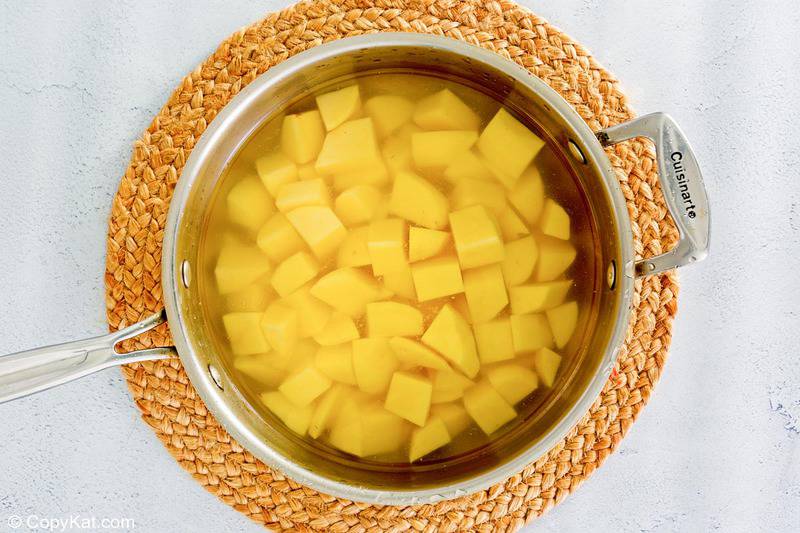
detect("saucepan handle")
(0, 310), (176, 404)
(597, 112), (710, 276)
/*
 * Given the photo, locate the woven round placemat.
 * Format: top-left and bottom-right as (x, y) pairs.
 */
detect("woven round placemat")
(104, 1), (679, 530)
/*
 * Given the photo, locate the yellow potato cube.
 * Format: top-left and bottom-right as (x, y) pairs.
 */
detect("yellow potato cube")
(336, 225), (371, 268)
(214, 242), (271, 294)
(365, 94), (414, 138)
(328, 396), (364, 456)
(222, 276), (274, 313)
(546, 301), (579, 349)
(408, 227), (450, 262)
(275, 178), (330, 212)
(413, 88), (480, 131)
(384, 371), (433, 426)
(509, 166), (545, 224)
(332, 161), (389, 191)
(278, 365), (332, 407)
(486, 364), (539, 404)
(381, 263), (416, 300)
(536, 238), (577, 281)
(308, 385), (346, 438)
(389, 171), (449, 230)
(462, 264), (509, 323)
(297, 162), (323, 181)
(534, 347), (562, 387)
(450, 293), (473, 324)
(233, 353), (286, 388)
(256, 213), (305, 263)
(265, 339), (316, 372)
(462, 382), (517, 434)
(509, 280), (572, 314)
(316, 85), (361, 131)
(421, 304), (479, 378)
(450, 177), (507, 217)
(431, 403), (471, 437)
(431, 369), (474, 403)
(352, 337), (399, 394)
(388, 337), (450, 371)
(334, 185), (382, 227)
(382, 133), (414, 175)
(473, 317), (515, 364)
(223, 312), (271, 355)
(410, 255), (465, 301)
(367, 301), (423, 337)
(255, 152), (298, 196)
(450, 205), (505, 270)
(540, 199), (571, 240)
(361, 405), (408, 456)
(498, 208), (530, 241)
(510, 313), (553, 353)
(310, 267), (390, 317)
(261, 391), (314, 435)
(314, 344), (357, 385)
(315, 117), (381, 175)
(286, 206), (347, 260)
(227, 176), (274, 231)
(281, 110), (325, 164)
(284, 285), (332, 338)
(260, 301), (298, 355)
(313, 312), (359, 346)
(443, 150), (495, 183)
(501, 236), (538, 288)
(477, 108), (545, 188)
(409, 417), (451, 461)
(270, 251), (319, 297)
(367, 218), (406, 277)
(411, 130), (478, 170)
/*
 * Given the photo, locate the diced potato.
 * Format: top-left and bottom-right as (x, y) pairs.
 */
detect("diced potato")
(315, 117), (381, 175)
(255, 153), (298, 196)
(365, 94), (414, 138)
(264, 339), (316, 373)
(510, 313), (553, 353)
(536, 238), (577, 281)
(314, 344), (357, 385)
(508, 280), (572, 314)
(443, 150), (495, 183)
(313, 311), (359, 346)
(227, 176), (275, 231)
(336, 226), (371, 268)
(509, 166), (545, 224)
(409, 417), (451, 461)
(477, 109), (545, 188)
(281, 110), (325, 164)
(223, 312), (271, 355)
(389, 171), (449, 230)
(450, 178), (507, 217)
(486, 364), (539, 404)
(431, 403), (471, 437)
(431, 369), (474, 403)
(361, 405), (408, 456)
(501, 236), (538, 288)
(367, 301), (423, 337)
(413, 89), (480, 131)
(256, 213), (305, 263)
(384, 371), (433, 426)
(284, 285), (332, 337)
(261, 391), (314, 435)
(421, 304), (479, 378)
(215, 242), (271, 295)
(233, 353), (286, 388)
(381, 263), (416, 300)
(388, 337), (450, 371)
(260, 301), (299, 355)
(223, 276), (274, 313)
(546, 301), (579, 349)
(367, 218), (407, 277)
(462, 382), (516, 434)
(310, 267), (390, 317)
(275, 178), (330, 212)
(316, 85), (361, 131)
(286, 206), (347, 260)
(473, 317), (515, 364)
(278, 365), (332, 407)
(270, 251), (319, 297)
(308, 385), (346, 438)
(534, 347), (562, 387)
(332, 161), (389, 191)
(450, 293), (473, 324)
(462, 264), (509, 323)
(450, 205), (505, 270)
(408, 227), (450, 262)
(352, 337), (399, 394)
(410, 255), (464, 301)
(298, 163), (323, 181)
(540, 199), (571, 240)
(328, 396), (364, 456)
(411, 130), (478, 170)
(334, 185), (382, 227)
(498, 209), (530, 241)
(382, 132), (414, 175)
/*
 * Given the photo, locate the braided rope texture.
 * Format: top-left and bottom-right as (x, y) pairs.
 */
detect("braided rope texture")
(104, 1), (679, 530)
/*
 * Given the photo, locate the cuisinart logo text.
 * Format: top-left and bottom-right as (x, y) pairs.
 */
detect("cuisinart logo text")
(671, 151), (696, 219)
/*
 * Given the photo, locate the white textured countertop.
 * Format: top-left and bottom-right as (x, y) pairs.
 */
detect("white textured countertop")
(0, 1), (798, 532)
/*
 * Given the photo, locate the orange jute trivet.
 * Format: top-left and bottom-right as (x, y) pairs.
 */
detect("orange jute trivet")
(104, 1), (679, 531)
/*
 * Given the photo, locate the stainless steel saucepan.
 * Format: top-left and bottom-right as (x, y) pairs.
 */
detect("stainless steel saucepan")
(0, 34), (709, 504)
